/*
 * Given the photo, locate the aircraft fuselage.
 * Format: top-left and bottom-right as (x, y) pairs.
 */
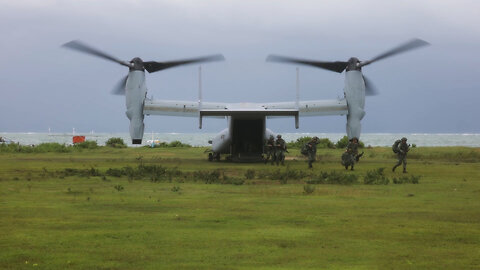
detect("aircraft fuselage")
(210, 115), (275, 162)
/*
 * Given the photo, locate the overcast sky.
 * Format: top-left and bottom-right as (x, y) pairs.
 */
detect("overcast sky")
(1, 0), (479, 134)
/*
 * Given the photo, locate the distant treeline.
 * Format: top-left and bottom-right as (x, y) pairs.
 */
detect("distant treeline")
(286, 136), (365, 149)
(0, 137), (192, 153)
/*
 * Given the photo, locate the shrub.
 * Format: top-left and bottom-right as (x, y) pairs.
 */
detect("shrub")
(104, 165), (182, 182)
(168, 140), (191, 147)
(244, 169), (256, 179)
(317, 138), (335, 149)
(335, 136), (365, 149)
(0, 143), (73, 153)
(287, 136), (335, 149)
(363, 168), (390, 185)
(61, 167), (100, 177)
(74, 140), (99, 149)
(393, 175), (420, 184)
(303, 184), (315, 194)
(138, 164), (167, 182)
(193, 170), (221, 184)
(223, 177), (245, 185)
(105, 168), (124, 177)
(306, 171), (358, 185)
(0, 143), (19, 153)
(114, 185), (124, 191)
(106, 137), (127, 148)
(287, 136), (312, 148)
(148, 140), (192, 148)
(171, 185), (181, 192)
(35, 143), (71, 153)
(268, 169), (307, 182)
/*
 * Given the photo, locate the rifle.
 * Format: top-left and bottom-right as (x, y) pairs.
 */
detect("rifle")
(355, 151), (364, 162)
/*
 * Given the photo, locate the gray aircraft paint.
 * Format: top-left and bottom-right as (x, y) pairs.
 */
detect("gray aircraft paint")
(125, 70), (147, 144)
(344, 70), (366, 139)
(144, 99), (347, 117)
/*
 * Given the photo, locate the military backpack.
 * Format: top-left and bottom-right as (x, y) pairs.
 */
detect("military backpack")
(392, 140), (401, 154)
(301, 143), (309, 156)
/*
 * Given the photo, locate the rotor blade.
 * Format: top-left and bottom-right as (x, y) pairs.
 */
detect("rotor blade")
(363, 75), (378, 96)
(266, 55), (348, 73)
(62, 40), (131, 67)
(111, 75), (128, 95)
(360, 38), (430, 67)
(143, 54), (225, 73)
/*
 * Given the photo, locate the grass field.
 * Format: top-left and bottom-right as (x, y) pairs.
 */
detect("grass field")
(1, 146), (479, 269)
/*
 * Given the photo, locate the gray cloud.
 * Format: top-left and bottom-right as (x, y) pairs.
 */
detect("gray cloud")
(0, 0), (478, 133)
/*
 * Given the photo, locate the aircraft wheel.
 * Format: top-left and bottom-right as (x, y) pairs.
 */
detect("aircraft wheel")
(208, 153), (213, 162)
(215, 153), (221, 161)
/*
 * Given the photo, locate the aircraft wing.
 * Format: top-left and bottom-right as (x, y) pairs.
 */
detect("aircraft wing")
(144, 98), (348, 117)
(143, 99), (228, 117)
(262, 99), (348, 117)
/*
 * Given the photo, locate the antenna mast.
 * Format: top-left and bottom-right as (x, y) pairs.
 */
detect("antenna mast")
(295, 67), (300, 129)
(296, 67), (300, 109)
(198, 66), (203, 129)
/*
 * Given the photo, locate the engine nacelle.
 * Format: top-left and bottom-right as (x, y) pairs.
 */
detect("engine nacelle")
(344, 70), (366, 139)
(125, 71), (147, 144)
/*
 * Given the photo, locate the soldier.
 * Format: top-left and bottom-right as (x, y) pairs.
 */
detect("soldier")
(305, 136), (319, 168)
(274, 134), (287, 166)
(342, 137), (359, 170)
(264, 135), (276, 165)
(392, 137), (410, 173)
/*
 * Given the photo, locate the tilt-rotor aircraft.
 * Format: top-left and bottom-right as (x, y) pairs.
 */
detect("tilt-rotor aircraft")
(63, 39), (428, 162)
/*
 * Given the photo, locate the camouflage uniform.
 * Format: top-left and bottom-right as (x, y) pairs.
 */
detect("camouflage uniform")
(264, 135), (276, 165)
(342, 138), (359, 170)
(306, 137), (319, 168)
(393, 137), (410, 173)
(275, 135), (287, 166)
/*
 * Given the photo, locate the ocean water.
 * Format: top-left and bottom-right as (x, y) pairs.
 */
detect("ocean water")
(1, 132), (479, 147)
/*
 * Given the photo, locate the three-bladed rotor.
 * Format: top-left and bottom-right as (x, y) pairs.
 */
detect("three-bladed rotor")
(62, 40), (225, 94)
(266, 38), (430, 95)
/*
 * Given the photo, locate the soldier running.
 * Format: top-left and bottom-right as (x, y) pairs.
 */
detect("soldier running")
(342, 137), (360, 170)
(264, 135), (276, 165)
(305, 136), (319, 168)
(392, 137), (410, 173)
(274, 134), (287, 166)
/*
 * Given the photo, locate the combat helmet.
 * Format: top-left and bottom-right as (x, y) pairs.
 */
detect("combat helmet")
(401, 137), (407, 141)
(277, 134), (282, 138)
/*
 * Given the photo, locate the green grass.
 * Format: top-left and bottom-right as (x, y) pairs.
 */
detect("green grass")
(0, 146), (479, 269)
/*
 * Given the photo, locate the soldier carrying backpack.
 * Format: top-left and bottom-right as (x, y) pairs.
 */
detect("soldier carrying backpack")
(392, 137), (410, 173)
(303, 136), (319, 168)
(342, 137), (361, 170)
